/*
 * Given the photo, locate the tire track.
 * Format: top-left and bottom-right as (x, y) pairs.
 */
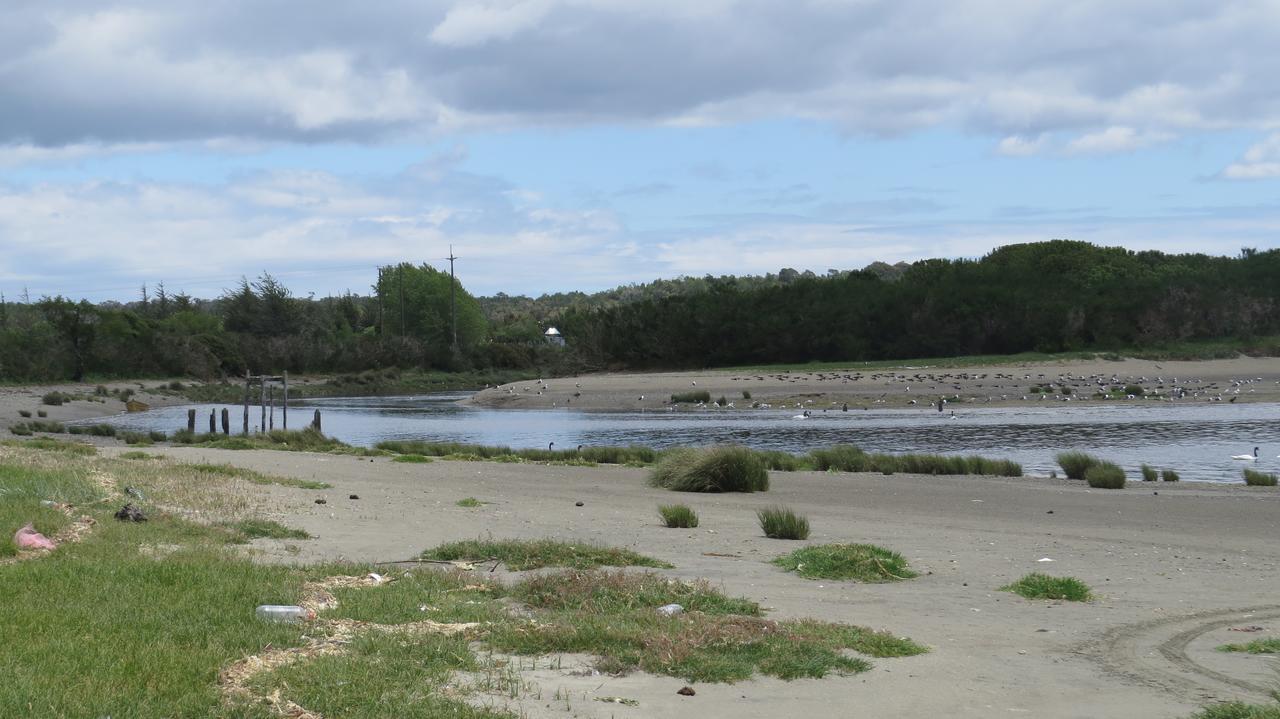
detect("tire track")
(1079, 606), (1280, 703)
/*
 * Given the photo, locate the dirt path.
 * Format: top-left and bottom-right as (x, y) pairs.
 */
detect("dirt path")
(102, 445), (1280, 718)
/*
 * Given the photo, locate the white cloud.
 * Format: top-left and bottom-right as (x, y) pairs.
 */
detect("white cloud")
(1221, 133), (1280, 180)
(1065, 126), (1174, 154)
(997, 134), (1048, 156)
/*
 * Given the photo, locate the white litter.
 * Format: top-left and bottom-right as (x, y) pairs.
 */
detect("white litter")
(1037, 557), (1054, 563)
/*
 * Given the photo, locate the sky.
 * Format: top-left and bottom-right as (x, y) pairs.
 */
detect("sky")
(1, 1), (1279, 302)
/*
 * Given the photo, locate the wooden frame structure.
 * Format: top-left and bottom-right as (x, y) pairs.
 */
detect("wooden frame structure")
(243, 372), (288, 434)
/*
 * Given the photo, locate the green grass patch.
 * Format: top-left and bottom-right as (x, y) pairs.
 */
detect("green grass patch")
(67, 423), (117, 437)
(176, 463), (331, 490)
(1217, 638), (1280, 654)
(658, 504), (699, 528)
(1056, 451), (1101, 480)
(0, 461), (105, 557)
(515, 569), (759, 615)
(224, 518), (311, 542)
(649, 445), (769, 493)
(1, 437), (96, 455)
(1001, 573), (1093, 601)
(1141, 464), (1158, 481)
(119, 450), (160, 460)
(1243, 468), (1278, 487)
(758, 506), (810, 540)
(392, 453), (433, 463)
(456, 497), (485, 508)
(773, 544), (916, 582)
(1085, 462), (1126, 489)
(420, 539), (672, 571)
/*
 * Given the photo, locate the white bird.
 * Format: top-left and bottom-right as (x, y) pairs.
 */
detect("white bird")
(1232, 447), (1259, 461)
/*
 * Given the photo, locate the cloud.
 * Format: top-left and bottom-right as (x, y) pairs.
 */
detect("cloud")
(1221, 133), (1280, 180)
(2, 2), (1279, 145)
(1065, 126), (1174, 154)
(997, 134), (1048, 156)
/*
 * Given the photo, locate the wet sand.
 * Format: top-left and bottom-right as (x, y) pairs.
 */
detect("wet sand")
(103, 444), (1280, 719)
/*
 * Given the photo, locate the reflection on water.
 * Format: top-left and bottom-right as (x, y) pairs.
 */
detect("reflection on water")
(91, 392), (1280, 484)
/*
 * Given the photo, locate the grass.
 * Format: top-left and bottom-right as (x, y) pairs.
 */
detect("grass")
(376, 440), (658, 465)
(171, 427), (380, 456)
(1085, 462), (1126, 489)
(421, 539), (673, 571)
(456, 497), (486, 508)
(1000, 573), (1093, 601)
(176, 462), (331, 490)
(1141, 464), (1159, 481)
(1217, 638), (1280, 654)
(0, 461), (105, 558)
(67, 423), (117, 437)
(658, 503), (700, 528)
(772, 544), (917, 582)
(1056, 451), (1101, 479)
(224, 518), (312, 542)
(392, 453), (434, 463)
(2, 437), (97, 455)
(120, 450), (160, 460)
(1163, 468), (1181, 482)
(1243, 468), (1278, 487)
(1187, 703), (1280, 719)
(17, 409), (31, 418)
(808, 444), (1021, 477)
(758, 506), (810, 540)
(671, 390), (711, 404)
(649, 445), (769, 493)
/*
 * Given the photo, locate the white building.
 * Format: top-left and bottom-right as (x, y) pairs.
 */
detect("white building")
(544, 326), (565, 347)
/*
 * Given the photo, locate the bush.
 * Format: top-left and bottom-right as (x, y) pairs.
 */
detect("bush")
(1161, 469), (1180, 482)
(758, 506), (810, 539)
(1141, 464), (1158, 482)
(167, 380), (185, 391)
(67, 424), (116, 437)
(715, 395), (727, 406)
(36, 410), (47, 418)
(670, 390), (711, 404)
(120, 431), (153, 446)
(649, 445), (769, 493)
(658, 504), (699, 528)
(9, 423), (32, 436)
(1084, 462), (1126, 489)
(17, 410), (31, 418)
(1124, 384), (1144, 396)
(94, 385), (110, 396)
(41, 392), (67, 406)
(148, 430), (167, 442)
(1056, 451), (1101, 480)
(1001, 573), (1092, 601)
(1243, 468), (1278, 487)
(742, 390), (752, 400)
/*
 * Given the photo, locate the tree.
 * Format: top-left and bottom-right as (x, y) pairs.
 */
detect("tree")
(38, 296), (99, 381)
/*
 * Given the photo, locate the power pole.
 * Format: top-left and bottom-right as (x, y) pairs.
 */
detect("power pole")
(446, 245), (458, 349)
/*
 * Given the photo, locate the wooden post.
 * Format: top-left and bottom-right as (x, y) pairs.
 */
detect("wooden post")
(208, 409), (216, 433)
(259, 379), (266, 434)
(268, 386), (274, 431)
(282, 371), (288, 430)
(312, 409), (321, 432)
(187, 408), (196, 433)
(221, 408), (230, 435)
(243, 373), (250, 435)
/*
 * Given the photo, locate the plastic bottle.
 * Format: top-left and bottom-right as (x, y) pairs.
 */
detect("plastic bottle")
(255, 605), (314, 623)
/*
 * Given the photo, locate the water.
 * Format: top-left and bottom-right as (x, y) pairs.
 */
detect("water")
(89, 392), (1280, 483)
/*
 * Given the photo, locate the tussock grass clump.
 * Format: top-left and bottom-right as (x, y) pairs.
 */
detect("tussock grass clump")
(421, 539), (672, 571)
(758, 506), (810, 540)
(1001, 573), (1092, 601)
(773, 544), (916, 582)
(392, 453), (433, 463)
(456, 497), (485, 508)
(649, 445), (769, 493)
(808, 444), (1021, 477)
(1217, 638), (1280, 654)
(515, 570), (758, 615)
(119, 431), (152, 446)
(1085, 462), (1126, 489)
(36, 410), (47, 418)
(671, 390), (711, 404)
(1186, 703), (1280, 719)
(17, 410), (31, 418)
(1141, 464), (1159, 482)
(224, 518), (311, 541)
(809, 444), (871, 472)
(67, 423), (116, 437)
(119, 450), (158, 460)
(1243, 468), (1278, 487)
(11, 420), (67, 435)
(1056, 451), (1101, 479)
(1162, 468), (1180, 482)
(41, 391), (68, 406)
(658, 504), (699, 528)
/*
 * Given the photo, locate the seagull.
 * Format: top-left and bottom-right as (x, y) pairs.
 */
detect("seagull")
(1232, 447), (1259, 461)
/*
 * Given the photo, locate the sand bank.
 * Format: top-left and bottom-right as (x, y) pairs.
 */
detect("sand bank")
(0, 380), (189, 431)
(467, 356), (1280, 411)
(104, 444), (1280, 718)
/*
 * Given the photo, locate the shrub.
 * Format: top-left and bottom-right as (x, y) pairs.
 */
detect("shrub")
(41, 392), (67, 406)
(167, 380), (185, 391)
(36, 410), (47, 418)
(94, 385), (110, 396)
(1056, 451), (1101, 480)
(742, 390), (752, 400)
(670, 390), (711, 404)
(716, 395), (727, 406)
(773, 544), (916, 582)
(1161, 468), (1180, 482)
(120, 431), (152, 446)
(148, 430), (167, 442)
(17, 410), (31, 418)
(1141, 464), (1158, 482)
(9, 423), (32, 436)
(1001, 573), (1092, 601)
(1124, 384), (1144, 396)
(758, 506), (810, 539)
(1243, 468), (1278, 487)
(1084, 462), (1126, 489)
(649, 445), (769, 493)
(658, 504), (699, 528)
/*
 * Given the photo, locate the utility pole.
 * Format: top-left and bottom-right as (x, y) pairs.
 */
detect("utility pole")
(447, 245), (458, 349)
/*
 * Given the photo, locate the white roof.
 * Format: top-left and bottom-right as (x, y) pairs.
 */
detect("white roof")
(544, 327), (561, 335)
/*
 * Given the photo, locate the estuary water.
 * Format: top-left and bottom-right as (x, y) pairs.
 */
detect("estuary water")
(89, 392), (1280, 484)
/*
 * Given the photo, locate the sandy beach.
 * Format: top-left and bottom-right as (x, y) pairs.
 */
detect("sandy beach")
(95, 443), (1280, 719)
(467, 356), (1280, 412)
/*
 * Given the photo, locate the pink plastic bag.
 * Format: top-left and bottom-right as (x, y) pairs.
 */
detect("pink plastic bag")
(14, 523), (56, 551)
